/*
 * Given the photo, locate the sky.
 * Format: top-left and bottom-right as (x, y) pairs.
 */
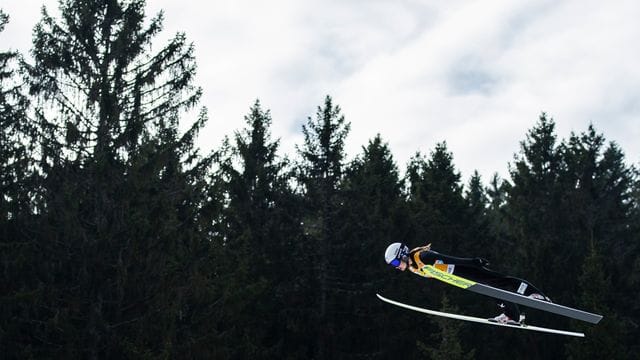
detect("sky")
(2, 0), (639, 182)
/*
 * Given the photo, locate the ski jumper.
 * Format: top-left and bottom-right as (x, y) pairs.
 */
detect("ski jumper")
(408, 248), (549, 320)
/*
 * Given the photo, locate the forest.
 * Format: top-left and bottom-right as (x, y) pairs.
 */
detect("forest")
(1, 1), (639, 359)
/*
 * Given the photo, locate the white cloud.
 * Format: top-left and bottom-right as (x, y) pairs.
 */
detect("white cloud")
(2, 0), (639, 182)
(335, 0), (640, 179)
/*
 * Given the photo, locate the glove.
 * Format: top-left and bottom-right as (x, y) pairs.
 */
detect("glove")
(474, 257), (490, 267)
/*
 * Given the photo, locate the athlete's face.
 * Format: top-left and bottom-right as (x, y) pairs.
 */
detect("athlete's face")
(396, 260), (408, 271)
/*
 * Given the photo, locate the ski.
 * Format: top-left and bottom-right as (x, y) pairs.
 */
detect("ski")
(377, 293), (585, 337)
(414, 264), (602, 324)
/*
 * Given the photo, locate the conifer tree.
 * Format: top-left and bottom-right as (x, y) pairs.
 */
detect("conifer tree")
(626, 175), (640, 353)
(14, 1), (217, 357)
(560, 127), (620, 288)
(402, 142), (472, 353)
(296, 95), (350, 359)
(462, 171), (491, 257)
(0, 11), (41, 355)
(339, 135), (408, 358)
(28, 0), (202, 161)
(0, 10), (33, 218)
(408, 142), (466, 254)
(484, 173), (514, 265)
(506, 113), (564, 288)
(504, 118), (639, 357)
(504, 115), (578, 357)
(559, 126), (639, 350)
(565, 245), (627, 359)
(454, 171), (498, 355)
(417, 295), (475, 360)
(216, 100), (302, 358)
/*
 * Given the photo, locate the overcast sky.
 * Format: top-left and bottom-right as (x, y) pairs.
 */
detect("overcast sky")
(2, 0), (639, 182)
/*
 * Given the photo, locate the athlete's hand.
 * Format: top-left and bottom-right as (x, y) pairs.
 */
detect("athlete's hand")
(411, 243), (431, 252)
(474, 257), (490, 267)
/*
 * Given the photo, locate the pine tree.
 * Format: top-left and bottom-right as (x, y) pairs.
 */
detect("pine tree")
(565, 244), (627, 359)
(506, 113), (565, 288)
(403, 142), (479, 355)
(592, 142), (639, 352)
(485, 173), (514, 264)
(0, 11), (41, 356)
(408, 142), (466, 254)
(0, 10), (34, 218)
(405, 152), (429, 245)
(504, 117), (639, 358)
(462, 171), (491, 257)
(501, 115), (569, 358)
(338, 134), (408, 358)
(14, 1), (217, 357)
(558, 126), (605, 285)
(216, 100), (302, 358)
(560, 126), (639, 354)
(296, 95), (350, 359)
(417, 295), (475, 360)
(27, 0), (202, 161)
(626, 174), (640, 354)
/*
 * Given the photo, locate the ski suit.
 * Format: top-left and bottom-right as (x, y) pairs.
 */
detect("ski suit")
(408, 248), (549, 320)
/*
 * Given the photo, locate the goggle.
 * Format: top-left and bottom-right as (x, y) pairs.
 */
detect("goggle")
(389, 258), (402, 268)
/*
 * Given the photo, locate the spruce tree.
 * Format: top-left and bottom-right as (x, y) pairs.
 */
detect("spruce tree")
(296, 95), (350, 359)
(0, 11), (41, 356)
(504, 117), (639, 358)
(417, 295), (475, 360)
(485, 173), (514, 265)
(405, 152), (429, 244)
(403, 143), (479, 355)
(500, 115), (568, 358)
(0, 10), (34, 218)
(16, 1), (217, 357)
(506, 113), (564, 288)
(626, 173), (640, 354)
(592, 142), (638, 351)
(560, 126), (638, 353)
(462, 171), (491, 257)
(565, 245), (627, 359)
(339, 135), (408, 358)
(216, 100), (302, 358)
(409, 142), (466, 254)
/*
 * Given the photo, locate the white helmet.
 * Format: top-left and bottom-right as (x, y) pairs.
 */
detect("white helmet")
(384, 243), (409, 267)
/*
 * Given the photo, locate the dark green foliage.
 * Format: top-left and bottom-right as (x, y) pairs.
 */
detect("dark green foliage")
(338, 135), (408, 358)
(0, 10), (42, 358)
(0, 10), (35, 219)
(497, 116), (639, 358)
(403, 143), (488, 357)
(2, 2), (639, 358)
(298, 95), (351, 201)
(565, 245), (627, 359)
(406, 142), (466, 255)
(296, 95), (351, 359)
(1, 1), (218, 358)
(417, 294), (475, 360)
(507, 113), (566, 286)
(485, 173), (515, 264)
(462, 171), (491, 257)
(215, 100), (303, 359)
(27, 0), (201, 160)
